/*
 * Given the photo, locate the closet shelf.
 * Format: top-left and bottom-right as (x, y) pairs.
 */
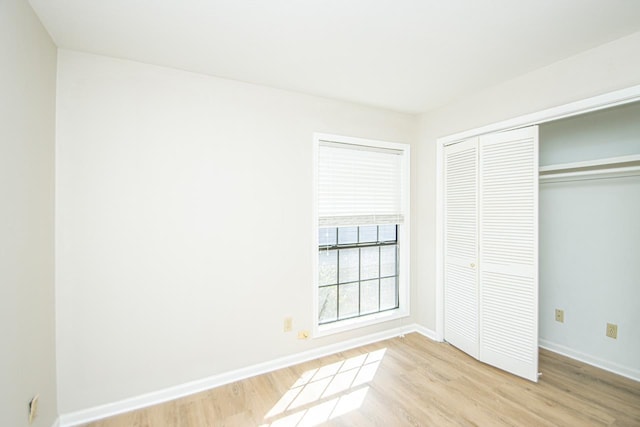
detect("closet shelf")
(539, 154), (640, 182)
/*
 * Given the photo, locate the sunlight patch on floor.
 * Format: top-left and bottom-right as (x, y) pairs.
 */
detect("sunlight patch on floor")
(259, 348), (386, 426)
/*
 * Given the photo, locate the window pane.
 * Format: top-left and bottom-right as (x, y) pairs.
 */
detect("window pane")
(338, 248), (359, 283)
(360, 247), (379, 280)
(319, 250), (337, 286)
(338, 283), (359, 319)
(319, 286), (338, 323)
(319, 228), (337, 246)
(380, 245), (397, 277)
(338, 227), (358, 245)
(379, 225), (397, 242)
(358, 226), (377, 243)
(360, 280), (379, 314)
(317, 222), (402, 325)
(380, 277), (398, 310)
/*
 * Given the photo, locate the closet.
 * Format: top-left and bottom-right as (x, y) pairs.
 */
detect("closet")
(442, 99), (640, 382)
(537, 101), (640, 378)
(444, 126), (539, 382)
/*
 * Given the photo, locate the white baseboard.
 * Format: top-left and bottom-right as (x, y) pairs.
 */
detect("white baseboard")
(51, 417), (61, 427)
(413, 324), (441, 342)
(539, 339), (640, 382)
(59, 323), (430, 426)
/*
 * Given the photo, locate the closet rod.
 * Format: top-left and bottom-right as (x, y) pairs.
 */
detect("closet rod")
(539, 165), (640, 182)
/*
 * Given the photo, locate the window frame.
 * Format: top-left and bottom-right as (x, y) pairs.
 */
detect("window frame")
(312, 133), (410, 337)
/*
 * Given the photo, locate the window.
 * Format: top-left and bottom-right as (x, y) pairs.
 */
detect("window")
(318, 225), (399, 324)
(314, 133), (410, 334)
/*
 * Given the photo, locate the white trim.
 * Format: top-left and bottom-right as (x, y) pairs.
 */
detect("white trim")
(315, 310), (410, 338)
(439, 84), (640, 145)
(319, 140), (404, 155)
(413, 324), (441, 342)
(58, 323), (428, 427)
(311, 132), (411, 338)
(315, 132), (410, 152)
(434, 136), (445, 343)
(539, 339), (640, 383)
(312, 135), (320, 337)
(51, 417), (61, 427)
(435, 83), (640, 343)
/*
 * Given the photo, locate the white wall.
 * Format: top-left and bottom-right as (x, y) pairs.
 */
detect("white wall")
(0, 0), (58, 426)
(415, 31), (640, 331)
(538, 103), (640, 378)
(55, 50), (418, 413)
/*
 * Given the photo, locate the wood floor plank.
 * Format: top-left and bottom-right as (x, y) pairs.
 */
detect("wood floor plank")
(82, 333), (640, 427)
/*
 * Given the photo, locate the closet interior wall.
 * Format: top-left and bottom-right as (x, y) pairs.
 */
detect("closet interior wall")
(538, 101), (640, 380)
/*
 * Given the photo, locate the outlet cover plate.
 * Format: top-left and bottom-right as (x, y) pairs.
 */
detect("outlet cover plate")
(284, 317), (293, 332)
(606, 323), (618, 339)
(28, 394), (39, 424)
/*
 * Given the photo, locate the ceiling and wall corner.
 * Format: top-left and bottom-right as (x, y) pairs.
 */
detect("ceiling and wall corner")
(27, 0), (640, 114)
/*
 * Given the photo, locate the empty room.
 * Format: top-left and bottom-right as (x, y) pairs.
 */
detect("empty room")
(2, 0), (640, 426)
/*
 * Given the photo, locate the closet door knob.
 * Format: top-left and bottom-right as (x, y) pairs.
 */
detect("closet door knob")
(470, 263), (476, 268)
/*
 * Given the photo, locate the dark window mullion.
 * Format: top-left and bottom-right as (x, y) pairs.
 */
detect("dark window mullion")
(376, 226), (380, 312)
(395, 231), (400, 308)
(357, 226), (362, 317)
(336, 248), (340, 320)
(378, 255), (382, 311)
(319, 241), (396, 251)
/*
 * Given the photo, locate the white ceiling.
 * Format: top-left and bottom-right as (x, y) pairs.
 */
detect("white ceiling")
(29, 0), (640, 114)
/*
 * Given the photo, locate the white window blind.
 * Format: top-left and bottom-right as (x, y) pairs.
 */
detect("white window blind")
(318, 140), (405, 227)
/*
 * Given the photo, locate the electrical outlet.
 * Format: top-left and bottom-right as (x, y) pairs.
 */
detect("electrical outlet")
(606, 323), (618, 339)
(555, 309), (564, 323)
(297, 330), (310, 340)
(28, 394), (39, 424)
(283, 317), (293, 332)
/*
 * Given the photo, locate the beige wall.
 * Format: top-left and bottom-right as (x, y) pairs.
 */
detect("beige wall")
(414, 31), (640, 330)
(0, 0), (58, 426)
(55, 50), (418, 413)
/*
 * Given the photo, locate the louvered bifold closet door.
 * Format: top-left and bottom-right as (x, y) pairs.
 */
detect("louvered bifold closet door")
(444, 138), (479, 359)
(479, 126), (539, 382)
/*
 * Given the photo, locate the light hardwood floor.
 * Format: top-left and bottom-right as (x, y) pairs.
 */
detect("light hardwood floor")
(84, 333), (640, 426)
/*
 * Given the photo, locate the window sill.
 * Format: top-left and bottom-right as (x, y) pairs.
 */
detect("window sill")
(313, 309), (410, 338)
